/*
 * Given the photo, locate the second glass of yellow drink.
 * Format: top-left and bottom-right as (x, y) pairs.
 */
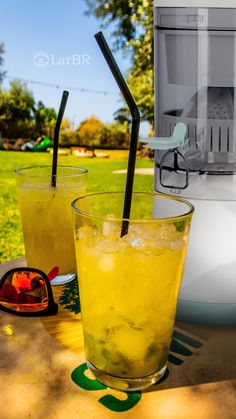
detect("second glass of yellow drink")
(16, 165), (87, 284)
(72, 191), (194, 391)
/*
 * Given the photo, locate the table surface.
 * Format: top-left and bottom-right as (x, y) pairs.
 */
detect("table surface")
(1, 259), (236, 419)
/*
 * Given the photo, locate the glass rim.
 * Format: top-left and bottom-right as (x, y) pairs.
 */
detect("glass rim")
(71, 191), (194, 223)
(15, 165), (88, 178)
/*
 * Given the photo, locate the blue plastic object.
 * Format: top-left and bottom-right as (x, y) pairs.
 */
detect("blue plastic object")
(141, 122), (187, 150)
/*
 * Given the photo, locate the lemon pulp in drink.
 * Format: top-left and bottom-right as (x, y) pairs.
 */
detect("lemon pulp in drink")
(18, 182), (86, 274)
(75, 222), (188, 379)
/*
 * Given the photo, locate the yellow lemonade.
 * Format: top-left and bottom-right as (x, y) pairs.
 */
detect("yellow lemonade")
(75, 222), (188, 379)
(17, 166), (87, 275)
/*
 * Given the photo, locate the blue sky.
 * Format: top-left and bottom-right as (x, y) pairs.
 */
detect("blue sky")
(1, 0), (149, 134)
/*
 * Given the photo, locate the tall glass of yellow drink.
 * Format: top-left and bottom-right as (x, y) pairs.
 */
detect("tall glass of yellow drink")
(16, 166), (87, 284)
(72, 191), (194, 391)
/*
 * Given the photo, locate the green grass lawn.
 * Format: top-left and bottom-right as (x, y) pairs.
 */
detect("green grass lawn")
(0, 150), (155, 263)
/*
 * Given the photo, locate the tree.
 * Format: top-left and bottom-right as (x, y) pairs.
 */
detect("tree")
(75, 116), (103, 147)
(34, 100), (57, 138)
(0, 42), (6, 83)
(127, 68), (154, 127)
(85, 0), (154, 128)
(0, 81), (57, 139)
(113, 107), (131, 125)
(100, 122), (130, 148)
(60, 118), (71, 131)
(0, 80), (35, 138)
(127, 2), (154, 127)
(75, 117), (131, 149)
(59, 118), (77, 146)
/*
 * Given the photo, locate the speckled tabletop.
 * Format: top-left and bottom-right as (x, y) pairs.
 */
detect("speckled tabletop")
(1, 259), (236, 419)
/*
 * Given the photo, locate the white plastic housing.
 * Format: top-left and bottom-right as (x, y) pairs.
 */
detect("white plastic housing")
(155, 0), (236, 8)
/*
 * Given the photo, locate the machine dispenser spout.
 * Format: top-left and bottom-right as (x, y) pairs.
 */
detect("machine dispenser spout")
(142, 123), (190, 190)
(142, 122), (187, 150)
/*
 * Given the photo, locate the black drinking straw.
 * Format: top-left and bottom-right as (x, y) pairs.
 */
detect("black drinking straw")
(94, 31), (140, 237)
(51, 90), (69, 187)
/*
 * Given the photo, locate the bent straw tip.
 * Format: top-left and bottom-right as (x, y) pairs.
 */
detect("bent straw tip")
(94, 31), (103, 39)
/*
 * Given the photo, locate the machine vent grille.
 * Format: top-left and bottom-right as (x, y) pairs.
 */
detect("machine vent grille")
(162, 112), (236, 153)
